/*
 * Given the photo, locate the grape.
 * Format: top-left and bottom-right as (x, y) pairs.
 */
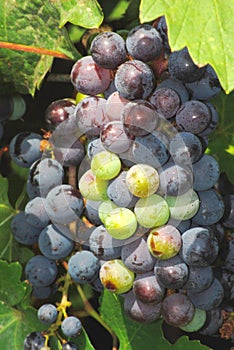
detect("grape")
(84, 200), (102, 226)
(87, 137), (106, 159)
(193, 154), (220, 191)
(51, 113), (80, 146)
(121, 236), (155, 274)
(168, 47), (206, 83)
(37, 303), (58, 324)
(157, 78), (189, 103)
(180, 227), (219, 267)
(176, 100), (211, 134)
(0, 94), (25, 121)
(45, 184), (84, 225)
(44, 99), (76, 129)
(90, 31), (127, 69)
(107, 171), (137, 208)
(89, 225), (122, 260)
(75, 96), (109, 137)
(192, 189), (225, 225)
(166, 189), (199, 221)
(90, 275), (104, 293)
(121, 100), (158, 136)
(188, 278), (224, 310)
(70, 56), (111, 95)
(38, 224), (74, 260)
(25, 255), (58, 287)
(126, 164), (159, 197)
(106, 91), (129, 121)
(199, 308), (223, 336)
(11, 211), (41, 245)
(32, 285), (53, 300)
(147, 225), (182, 260)
(124, 290), (161, 323)
(154, 255), (189, 289)
(126, 24), (162, 62)
(134, 194), (170, 228)
(224, 235), (234, 273)
(91, 150), (121, 180)
(9, 132), (42, 168)
(100, 121), (133, 154)
(198, 101), (219, 136)
(68, 251), (100, 283)
(133, 271), (165, 304)
(24, 332), (45, 350)
(98, 199), (118, 224)
(99, 259), (135, 294)
(62, 342), (79, 350)
(25, 197), (50, 229)
(183, 266), (214, 292)
(180, 308), (206, 332)
(54, 139), (85, 167)
(105, 207), (137, 239)
(78, 169), (108, 201)
(149, 87), (181, 119)
(114, 60), (155, 100)
(161, 293), (195, 327)
(157, 16), (170, 52)
(61, 316), (82, 338)
(169, 132), (202, 165)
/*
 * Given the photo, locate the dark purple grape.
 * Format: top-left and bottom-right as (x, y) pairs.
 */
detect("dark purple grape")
(183, 266), (214, 292)
(24, 332), (45, 350)
(100, 121), (133, 153)
(149, 87), (181, 119)
(192, 154), (220, 191)
(221, 194), (234, 229)
(169, 132), (202, 165)
(199, 308), (223, 336)
(133, 271), (165, 304)
(157, 78), (189, 103)
(62, 342), (79, 350)
(11, 211), (41, 245)
(157, 16), (170, 52)
(44, 99), (76, 129)
(198, 101), (219, 137)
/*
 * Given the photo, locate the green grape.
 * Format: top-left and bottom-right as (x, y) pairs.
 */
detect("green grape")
(147, 225), (182, 259)
(98, 199), (118, 224)
(99, 259), (135, 294)
(126, 164), (159, 198)
(78, 169), (108, 201)
(105, 207), (137, 239)
(134, 194), (170, 228)
(8, 94), (26, 120)
(180, 308), (206, 332)
(91, 151), (121, 180)
(166, 189), (199, 220)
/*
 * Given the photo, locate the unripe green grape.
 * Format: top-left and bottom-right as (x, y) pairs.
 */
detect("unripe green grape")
(134, 194), (170, 228)
(91, 151), (121, 180)
(78, 169), (108, 201)
(166, 189), (199, 220)
(126, 164), (159, 197)
(99, 259), (135, 294)
(98, 199), (118, 224)
(147, 225), (181, 259)
(180, 308), (206, 332)
(105, 207), (137, 239)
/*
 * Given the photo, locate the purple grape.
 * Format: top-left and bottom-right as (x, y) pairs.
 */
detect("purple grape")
(149, 87), (181, 119)
(11, 211), (41, 245)
(133, 271), (165, 304)
(25, 255), (58, 287)
(24, 197), (50, 229)
(183, 266), (214, 292)
(100, 121), (133, 153)
(192, 154), (220, 191)
(44, 99), (76, 129)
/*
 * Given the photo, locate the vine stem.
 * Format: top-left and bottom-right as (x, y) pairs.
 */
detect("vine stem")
(0, 41), (72, 60)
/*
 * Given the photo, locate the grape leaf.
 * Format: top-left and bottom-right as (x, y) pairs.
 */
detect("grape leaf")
(0, 0), (80, 96)
(139, 0), (234, 94)
(99, 0), (131, 22)
(99, 290), (210, 350)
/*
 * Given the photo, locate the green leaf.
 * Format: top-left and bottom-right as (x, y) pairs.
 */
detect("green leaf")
(70, 328), (95, 350)
(0, 0), (80, 96)
(207, 92), (234, 182)
(99, 0), (131, 22)
(56, 0), (104, 28)
(100, 290), (210, 350)
(139, 0), (234, 93)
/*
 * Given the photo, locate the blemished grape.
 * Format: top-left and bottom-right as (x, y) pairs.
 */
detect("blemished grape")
(133, 271), (165, 304)
(183, 266), (214, 292)
(71, 56), (111, 95)
(78, 169), (108, 201)
(99, 259), (135, 294)
(149, 87), (181, 119)
(62, 342), (79, 350)
(24, 197), (50, 229)
(169, 132), (203, 165)
(25, 255), (58, 287)
(98, 199), (118, 224)
(161, 293), (195, 327)
(9, 132), (42, 168)
(166, 189), (199, 221)
(38, 224), (74, 260)
(114, 60), (155, 100)
(100, 121), (133, 154)
(126, 164), (159, 197)
(68, 251), (100, 283)
(61, 316), (82, 338)
(24, 332), (45, 350)
(147, 225), (182, 260)
(104, 207), (138, 239)
(124, 290), (161, 323)
(11, 211), (41, 245)
(126, 24), (163, 62)
(90, 31), (127, 69)
(192, 154), (220, 191)
(44, 99), (76, 129)
(37, 303), (58, 324)
(134, 194), (170, 228)
(106, 91), (129, 121)
(91, 150), (121, 180)
(121, 236), (155, 274)
(180, 308), (206, 332)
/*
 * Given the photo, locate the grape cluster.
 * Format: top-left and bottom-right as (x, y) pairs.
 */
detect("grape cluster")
(7, 18), (234, 348)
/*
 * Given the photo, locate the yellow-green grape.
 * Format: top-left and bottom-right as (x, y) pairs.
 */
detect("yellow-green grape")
(99, 259), (135, 294)
(76, 92), (104, 103)
(180, 308), (206, 332)
(105, 207), (137, 239)
(78, 169), (108, 201)
(98, 199), (118, 224)
(147, 225), (182, 259)
(91, 151), (121, 180)
(166, 189), (199, 220)
(134, 194), (170, 228)
(126, 164), (159, 197)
